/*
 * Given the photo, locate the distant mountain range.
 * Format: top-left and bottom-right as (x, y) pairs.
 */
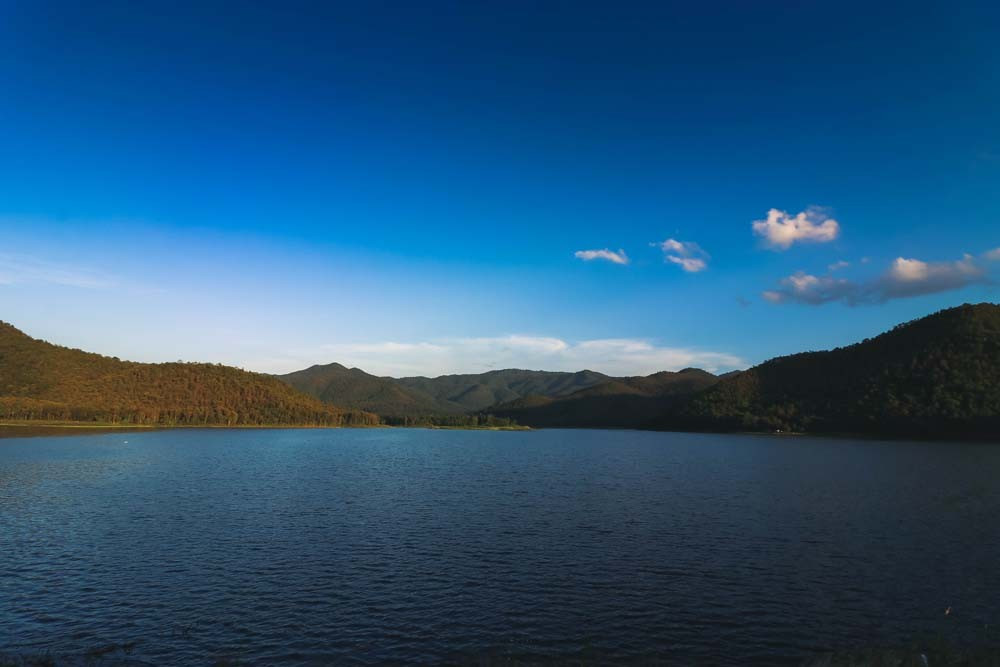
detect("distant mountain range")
(3, 303), (998, 438)
(279, 303), (1000, 438)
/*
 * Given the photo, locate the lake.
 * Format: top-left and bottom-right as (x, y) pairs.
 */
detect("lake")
(1, 428), (998, 664)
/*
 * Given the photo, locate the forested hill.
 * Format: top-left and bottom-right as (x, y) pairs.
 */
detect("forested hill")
(671, 303), (1000, 438)
(490, 368), (720, 428)
(278, 362), (459, 417)
(395, 369), (612, 411)
(278, 366), (613, 417)
(0, 322), (377, 426)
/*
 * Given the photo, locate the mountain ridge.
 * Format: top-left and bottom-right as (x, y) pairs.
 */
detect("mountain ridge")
(4, 302), (998, 438)
(0, 321), (377, 426)
(279, 366), (618, 417)
(667, 302), (1000, 438)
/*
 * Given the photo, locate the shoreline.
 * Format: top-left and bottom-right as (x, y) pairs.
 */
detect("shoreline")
(0, 421), (532, 436)
(3, 421), (994, 442)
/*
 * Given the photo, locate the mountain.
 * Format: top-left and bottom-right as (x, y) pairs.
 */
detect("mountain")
(277, 363), (461, 416)
(395, 369), (613, 412)
(490, 368), (721, 428)
(0, 322), (377, 426)
(279, 366), (614, 417)
(670, 303), (1000, 438)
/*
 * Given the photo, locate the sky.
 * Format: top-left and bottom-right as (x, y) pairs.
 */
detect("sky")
(1, 1), (999, 377)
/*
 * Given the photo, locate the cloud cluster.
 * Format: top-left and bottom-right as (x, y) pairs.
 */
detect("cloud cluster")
(752, 207), (840, 250)
(574, 248), (630, 265)
(654, 239), (709, 272)
(260, 335), (744, 377)
(763, 253), (990, 305)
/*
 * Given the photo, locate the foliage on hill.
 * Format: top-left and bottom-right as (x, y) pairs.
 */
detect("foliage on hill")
(394, 369), (613, 412)
(278, 362), (455, 417)
(490, 368), (720, 428)
(0, 322), (377, 426)
(671, 303), (1000, 438)
(279, 365), (614, 418)
(380, 413), (520, 428)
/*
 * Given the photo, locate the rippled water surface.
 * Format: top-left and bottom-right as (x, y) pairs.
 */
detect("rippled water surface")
(1, 428), (999, 665)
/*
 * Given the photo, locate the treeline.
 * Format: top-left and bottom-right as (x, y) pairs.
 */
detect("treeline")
(0, 322), (377, 427)
(0, 395), (377, 426)
(379, 413), (519, 427)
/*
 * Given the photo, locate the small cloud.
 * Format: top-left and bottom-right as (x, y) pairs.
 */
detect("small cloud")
(880, 255), (985, 300)
(860, 256), (871, 264)
(985, 247), (1000, 261)
(762, 253), (989, 306)
(654, 238), (709, 272)
(752, 207), (840, 250)
(828, 260), (850, 271)
(574, 248), (629, 265)
(762, 272), (858, 305)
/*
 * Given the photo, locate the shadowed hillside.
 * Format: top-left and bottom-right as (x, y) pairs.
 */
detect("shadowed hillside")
(670, 302), (1000, 438)
(491, 368), (720, 428)
(395, 369), (613, 412)
(0, 322), (377, 426)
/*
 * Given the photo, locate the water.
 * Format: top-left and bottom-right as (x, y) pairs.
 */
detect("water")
(1, 428), (998, 665)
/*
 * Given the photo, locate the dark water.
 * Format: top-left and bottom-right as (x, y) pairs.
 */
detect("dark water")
(1, 428), (998, 665)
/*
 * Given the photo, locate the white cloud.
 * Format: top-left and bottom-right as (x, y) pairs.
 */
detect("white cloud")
(761, 272), (858, 305)
(0, 253), (117, 289)
(985, 247), (1000, 261)
(762, 253), (989, 305)
(253, 335), (744, 377)
(574, 248), (629, 265)
(752, 207), (840, 250)
(828, 260), (850, 271)
(881, 254), (984, 299)
(654, 238), (709, 272)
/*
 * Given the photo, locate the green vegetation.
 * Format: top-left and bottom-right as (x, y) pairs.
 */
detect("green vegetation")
(671, 303), (1000, 439)
(279, 365), (612, 417)
(395, 369), (613, 412)
(0, 322), (377, 427)
(278, 362), (460, 416)
(490, 368), (720, 428)
(380, 413), (522, 428)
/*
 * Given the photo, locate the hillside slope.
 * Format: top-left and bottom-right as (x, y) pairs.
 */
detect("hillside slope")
(0, 322), (377, 426)
(278, 362), (462, 416)
(491, 368), (720, 428)
(395, 369), (613, 412)
(671, 303), (1000, 438)
(279, 366), (614, 417)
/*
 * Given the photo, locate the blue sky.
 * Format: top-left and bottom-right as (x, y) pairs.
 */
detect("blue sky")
(2, 1), (998, 376)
